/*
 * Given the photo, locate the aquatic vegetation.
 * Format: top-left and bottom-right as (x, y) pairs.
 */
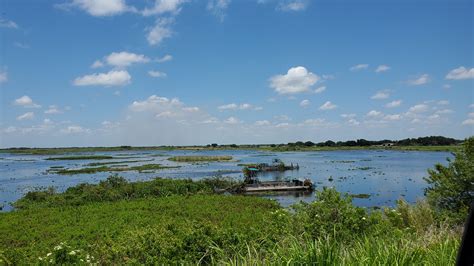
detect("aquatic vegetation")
(0, 181), (462, 264)
(168, 155), (233, 162)
(52, 164), (179, 175)
(349, 193), (371, 199)
(45, 155), (115, 161)
(85, 159), (154, 166)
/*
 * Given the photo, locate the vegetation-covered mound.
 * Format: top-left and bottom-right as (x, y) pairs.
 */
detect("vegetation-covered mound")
(168, 155), (233, 162)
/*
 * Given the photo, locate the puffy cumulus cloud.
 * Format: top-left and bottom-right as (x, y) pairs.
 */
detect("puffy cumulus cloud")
(13, 95), (41, 108)
(130, 95), (182, 112)
(385, 100), (402, 108)
(350, 64), (368, 71)
(462, 119), (474, 126)
(299, 99), (310, 107)
(73, 70), (131, 86)
(341, 113), (356, 119)
(142, 0), (188, 16)
(408, 104), (429, 113)
(148, 70), (167, 78)
(147, 18), (173, 46)
(277, 0), (309, 11)
(313, 86), (326, 94)
(44, 105), (63, 114)
(347, 118), (360, 126)
(445, 66), (474, 80)
(383, 114), (402, 121)
(375, 65), (390, 73)
(17, 112), (35, 121)
(62, 0), (133, 16)
(270, 66), (320, 94)
(105, 51), (150, 67)
(255, 120), (271, 126)
(366, 110), (382, 118)
(437, 100), (449, 105)
(207, 0), (231, 21)
(435, 109), (454, 115)
(157, 54), (173, 63)
(218, 103), (262, 111)
(224, 117), (241, 124)
(60, 125), (90, 134)
(371, 90), (390, 100)
(319, 101), (337, 110)
(0, 18), (18, 29)
(408, 74), (430, 85)
(0, 69), (8, 83)
(91, 60), (104, 68)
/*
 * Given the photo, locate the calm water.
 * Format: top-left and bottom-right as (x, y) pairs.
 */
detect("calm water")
(0, 149), (452, 211)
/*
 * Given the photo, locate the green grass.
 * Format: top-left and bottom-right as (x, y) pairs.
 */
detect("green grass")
(45, 155), (115, 160)
(1, 177), (463, 264)
(85, 159), (153, 166)
(168, 155), (233, 162)
(349, 193), (371, 199)
(51, 164), (179, 175)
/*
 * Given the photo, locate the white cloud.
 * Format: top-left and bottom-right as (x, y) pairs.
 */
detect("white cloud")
(61, 125), (89, 134)
(148, 70), (167, 78)
(218, 103), (262, 111)
(224, 117), (241, 124)
(91, 60), (104, 68)
(255, 120), (271, 126)
(408, 104), (429, 113)
(435, 109), (453, 115)
(17, 112), (35, 121)
(130, 95), (182, 112)
(13, 96), (41, 108)
(469, 112), (474, 118)
(274, 114), (291, 121)
(408, 74), (430, 85)
(341, 113), (356, 119)
(44, 105), (63, 114)
(437, 100), (449, 105)
(14, 42), (30, 49)
(183, 107), (199, 112)
(299, 99), (310, 107)
(142, 0), (187, 16)
(277, 0), (309, 11)
(0, 70), (7, 83)
(157, 54), (173, 63)
(207, 0), (231, 21)
(319, 101), (337, 110)
(105, 52), (150, 67)
(375, 65), (390, 73)
(366, 110), (382, 117)
(73, 70), (131, 86)
(348, 119), (360, 125)
(0, 18), (18, 29)
(371, 90), (390, 100)
(350, 64), (369, 71)
(385, 100), (402, 108)
(445, 66), (474, 80)
(442, 84), (451, 89)
(462, 119), (474, 126)
(67, 0), (131, 16)
(313, 86), (326, 94)
(147, 18), (173, 46)
(270, 66), (319, 94)
(470, 104), (474, 108)
(384, 114), (402, 121)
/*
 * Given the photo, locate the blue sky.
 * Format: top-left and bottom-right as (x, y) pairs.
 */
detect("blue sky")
(0, 0), (473, 147)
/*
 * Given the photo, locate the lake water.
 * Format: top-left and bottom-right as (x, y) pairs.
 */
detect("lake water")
(0, 149), (452, 211)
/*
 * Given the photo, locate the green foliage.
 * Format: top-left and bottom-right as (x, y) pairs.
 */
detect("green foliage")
(424, 136), (474, 219)
(45, 155), (114, 160)
(13, 175), (240, 209)
(53, 163), (179, 175)
(1, 178), (463, 264)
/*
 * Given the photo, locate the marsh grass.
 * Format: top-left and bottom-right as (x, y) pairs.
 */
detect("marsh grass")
(45, 155), (114, 160)
(52, 164), (179, 175)
(168, 156), (233, 162)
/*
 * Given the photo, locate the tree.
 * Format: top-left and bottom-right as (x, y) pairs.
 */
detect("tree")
(424, 137), (474, 215)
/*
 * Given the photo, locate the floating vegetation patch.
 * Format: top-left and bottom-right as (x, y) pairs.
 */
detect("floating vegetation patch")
(350, 166), (375, 171)
(330, 160), (356, 163)
(46, 155), (115, 161)
(149, 154), (168, 157)
(168, 156), (233, 162)
(53, 164), (180, 175)
(349, 193), (371, 199)
(85, 159), (154, 167)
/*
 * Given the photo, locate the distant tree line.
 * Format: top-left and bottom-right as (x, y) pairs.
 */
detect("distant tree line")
(285, 136), (461, 147)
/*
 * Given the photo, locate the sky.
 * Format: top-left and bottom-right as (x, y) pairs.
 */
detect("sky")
(0, 0), (473, 147)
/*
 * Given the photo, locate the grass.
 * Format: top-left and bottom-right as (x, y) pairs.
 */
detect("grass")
(168, 155), (233, 162)
(349, 193), (371, 199)
(0, 177), (463, 264)
(45, 155), (115, 160)
(51, 164), (179, 175)
(85, 159), (153, 166)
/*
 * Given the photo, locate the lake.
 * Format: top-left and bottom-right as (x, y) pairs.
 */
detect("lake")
(0, 149), (452, 211)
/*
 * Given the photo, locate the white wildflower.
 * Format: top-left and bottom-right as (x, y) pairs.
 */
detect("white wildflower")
(46, 253), (52, 257)
(69, 250), (76, 255)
